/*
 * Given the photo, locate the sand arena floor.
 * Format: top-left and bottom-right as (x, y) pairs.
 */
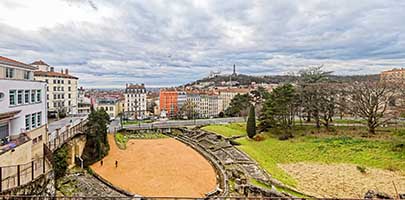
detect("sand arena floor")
(91, 135), (217, 197)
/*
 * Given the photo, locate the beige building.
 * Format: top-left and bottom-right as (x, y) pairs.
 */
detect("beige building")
(95, 98), (123, 120)
(0, 56), (48, 190)
(380, 68), (405, 82)
(32, 60), (79, 117)
(218, 88), (250, 111)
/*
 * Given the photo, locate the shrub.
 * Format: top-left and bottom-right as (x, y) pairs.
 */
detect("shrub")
(356, 165), (367, 174)
(253, 134), (266, 141)
(278, 133), (293, 140)
(53, 145), (69, 179)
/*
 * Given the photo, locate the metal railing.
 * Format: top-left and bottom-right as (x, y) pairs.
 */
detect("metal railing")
(47, 118), (88, 152)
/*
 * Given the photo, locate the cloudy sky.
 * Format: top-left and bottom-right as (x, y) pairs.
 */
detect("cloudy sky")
(1, 0), (405, 88)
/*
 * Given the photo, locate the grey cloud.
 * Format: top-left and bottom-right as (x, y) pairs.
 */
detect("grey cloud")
(1, 0), (405, 87)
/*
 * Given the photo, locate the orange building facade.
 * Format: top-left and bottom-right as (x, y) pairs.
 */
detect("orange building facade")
(159, 90), (179, 118)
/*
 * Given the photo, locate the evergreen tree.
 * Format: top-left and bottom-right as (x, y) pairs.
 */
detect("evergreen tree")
(247, 104), (256, 138)
(259, 84), (298, 132)
(82, 109), (110, 166)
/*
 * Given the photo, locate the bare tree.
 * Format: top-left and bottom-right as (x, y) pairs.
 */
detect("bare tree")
(344, 81), (398, 134)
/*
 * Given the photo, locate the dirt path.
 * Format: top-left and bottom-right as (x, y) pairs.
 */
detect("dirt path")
(91, 134), (217, 197)
(280, 163), (405, 198)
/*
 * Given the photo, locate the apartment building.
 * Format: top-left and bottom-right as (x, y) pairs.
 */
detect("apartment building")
(0, 56), (47, 170)
(78, 87), (91, 115)
(380, 68), (405, 82)
(32, 60), (78, 117)
(218, 88), (250, 111)
(124, 83), (146, 120)
(159, 89), (179, 118)
(95, 98), (123, 120)
(199, 94), (222, 118)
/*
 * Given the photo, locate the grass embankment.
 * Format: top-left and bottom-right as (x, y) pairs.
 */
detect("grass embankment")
(201, 123), (246, 137)
(204, 124), (405, 189)
(114, 132), (168, 149)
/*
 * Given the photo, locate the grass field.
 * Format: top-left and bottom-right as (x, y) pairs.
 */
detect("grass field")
(201, 123), (246, 137)
(203, 123), (405, 197)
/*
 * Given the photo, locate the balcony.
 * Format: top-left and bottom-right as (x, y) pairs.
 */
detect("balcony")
(0, 132), (31, 155)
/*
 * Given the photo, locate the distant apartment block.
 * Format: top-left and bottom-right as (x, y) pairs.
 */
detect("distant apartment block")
(78, 87), (91, 115)
(124, 83), (146, 119)
(218, 88), (250, 111)
(95, 97), (123, 120)
(380, 68), (405, 82)
(0, 56), (47, 172)
(159, 89), (187, 118)
(32, 60), (78, 117)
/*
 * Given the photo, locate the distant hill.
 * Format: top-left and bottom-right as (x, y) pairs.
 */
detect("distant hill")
(185, 73), (380, 87)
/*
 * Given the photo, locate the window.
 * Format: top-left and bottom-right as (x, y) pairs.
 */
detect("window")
(68, 87), (71, 91)
(45, 79), (48, 83)
(68, 80), (71, 84)
(17, 90), (23, 104)
(33, 138), (37, 144)
(38, 135), (43, 141)
(36, 90), (41, 102)
(0, 123), (9, 140)
(31, 113), (36, 128)
(58, 80), (60, 84)
(31, 90), (36, 103)
(61, 80), (64, 84)
(53, 86), (56, 91)
(23, 71), (31, 80)
(25, 115), (30, 130)
(47, 94), (49, 100)
(24, 90), (30, 104)
(62, 87), (64, 91)
(47, 87), (49, 91)
(37, 112), (41, 127)
(68, 94), (71, 99)
(68, 101), (71, 106)
(9, 90), (16, 106)
(6, 68), (14, 78)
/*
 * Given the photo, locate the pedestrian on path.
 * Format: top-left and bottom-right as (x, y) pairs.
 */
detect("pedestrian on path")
(115, 160), (118, 168)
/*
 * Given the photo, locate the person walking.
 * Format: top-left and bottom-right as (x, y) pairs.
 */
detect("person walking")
(115, 160), (118, 168)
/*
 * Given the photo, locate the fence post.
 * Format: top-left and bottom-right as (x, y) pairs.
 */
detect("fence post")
(31, 160), (34, 180)
(0, 166), (2, 192)
(17, 165), (20, 186)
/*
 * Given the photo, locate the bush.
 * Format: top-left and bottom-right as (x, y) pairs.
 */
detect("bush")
(356, 165), (367, 174)
(253, 134), (266, 141)
(53, 145), (69, 179)
(278, 133), (294, 140)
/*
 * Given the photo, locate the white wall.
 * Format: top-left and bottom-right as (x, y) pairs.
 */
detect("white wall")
(0, 79), (47, 137)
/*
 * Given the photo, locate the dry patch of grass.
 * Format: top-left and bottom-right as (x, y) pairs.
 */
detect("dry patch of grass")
(279, 163), (405, 198)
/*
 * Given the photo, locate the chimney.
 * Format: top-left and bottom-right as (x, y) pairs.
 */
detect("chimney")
(65, 69), (69, 74)
(50, 67), (54, 72)
(61, 69), (64, 74)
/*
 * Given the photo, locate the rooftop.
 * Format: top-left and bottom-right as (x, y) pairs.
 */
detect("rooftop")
(0, 56), (38, 70)
(30, 60), (49, 66)
(126, 83), (145, 89)
(34, 70), (78, 79)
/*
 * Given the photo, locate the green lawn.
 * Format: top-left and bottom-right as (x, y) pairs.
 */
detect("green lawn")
(236, 129), (405, 187)
(201, 123), (246, 137)
(204, 123), (405, 188)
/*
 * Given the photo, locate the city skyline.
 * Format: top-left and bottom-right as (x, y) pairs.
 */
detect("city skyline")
(1, 0), (405, 88)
